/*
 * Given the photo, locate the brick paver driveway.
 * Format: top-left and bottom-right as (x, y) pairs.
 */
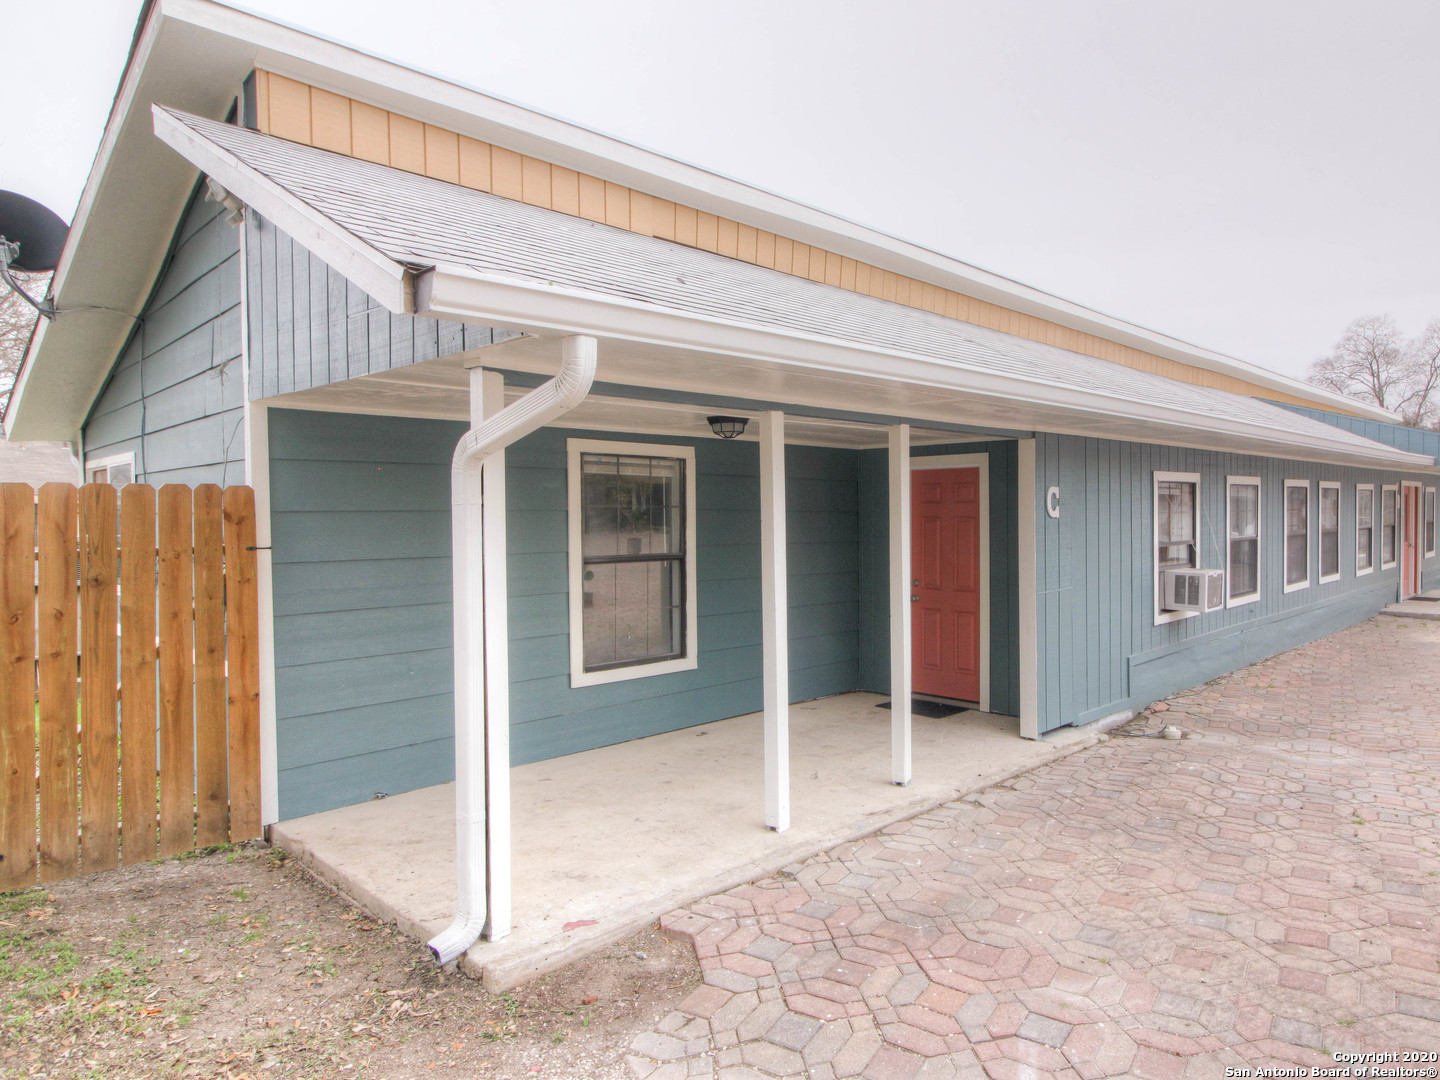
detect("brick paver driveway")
(629, 616), (1440, 1080)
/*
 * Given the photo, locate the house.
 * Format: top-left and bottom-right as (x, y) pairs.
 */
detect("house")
(8, 0), (1437, 964)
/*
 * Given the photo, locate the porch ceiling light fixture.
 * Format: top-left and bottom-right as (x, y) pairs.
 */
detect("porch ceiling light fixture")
(707, 415), (748, 439)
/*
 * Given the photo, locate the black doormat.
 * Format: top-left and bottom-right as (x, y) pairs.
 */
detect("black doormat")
(876, 698), (971, 719)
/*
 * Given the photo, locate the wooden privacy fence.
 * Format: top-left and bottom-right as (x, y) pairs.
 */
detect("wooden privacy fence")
(0, 482), (261, 890)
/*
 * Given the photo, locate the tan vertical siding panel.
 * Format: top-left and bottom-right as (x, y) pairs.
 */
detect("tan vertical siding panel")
(717, 217), (738, 258)
(943, 290), (960, 320)
(604, 182), (630, 229)
(882, 271), (899, 303)
(350, 101), (390, 164)
(738, 224), (758, 263)
(773, 237), (793, 275)
(309, 89), (352, 155)
(695, 211), (718, 252)
(267, 75), (312, 145)
(855, 262), (873, 296)
(577, 174), (606, 221)
(254, 71), (271, 134)
(457, 137), (492, 191)
(630, 191), (653, 236)
(756, 230), (776, 268)
(674, 204), (698, 247)
(551, 166), (580, 216)
(840, 257), (857, 291)
(491, 146), (524, 200)
(651, 198), (676, 240)
(424, 125), (461, 184)
(521, 156), (553, 208)
(824, 251), (843, 288)
(791, 242), (810, 279)
(388, 114), (426, 174)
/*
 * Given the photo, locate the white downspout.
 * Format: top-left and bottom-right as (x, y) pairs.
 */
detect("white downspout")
(428, 334), (597, 966)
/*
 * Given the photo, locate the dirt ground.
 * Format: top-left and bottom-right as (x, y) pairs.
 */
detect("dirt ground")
(0, 843), (700, 1080)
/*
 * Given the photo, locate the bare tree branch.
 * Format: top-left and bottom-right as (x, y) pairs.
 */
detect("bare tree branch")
(1307, 314), (1440, 428)
(0, 270), (49, 428)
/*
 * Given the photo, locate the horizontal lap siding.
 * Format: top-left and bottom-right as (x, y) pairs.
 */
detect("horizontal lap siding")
(245, 215), (504, 396)
(1032, 433), (1438, 732)
(83, 189), (245, 483)
(856, 441), (1021, 716)
(269, 410), (862, 818)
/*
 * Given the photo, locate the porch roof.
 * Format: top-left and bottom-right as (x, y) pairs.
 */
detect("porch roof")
(155, 106), (1434, 472)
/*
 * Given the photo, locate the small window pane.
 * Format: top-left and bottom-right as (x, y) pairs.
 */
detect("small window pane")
(1228, 482), (1259, 599)
(1320, 487), (1340, 579)
(1157, 480), (1196, 569)
(1357, 487), (1374, 572)
(582, 559), (683, 668)
(1382, 489), (1397, 565)
(1286, 485), (1308, 586)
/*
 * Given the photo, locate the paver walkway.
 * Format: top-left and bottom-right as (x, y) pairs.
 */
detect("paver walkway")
(628, 616), (1440, 1079)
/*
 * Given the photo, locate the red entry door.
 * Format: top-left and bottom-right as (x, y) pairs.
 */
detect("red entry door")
(911, 467), (982, 702)
(1403, 485), (1421, 598)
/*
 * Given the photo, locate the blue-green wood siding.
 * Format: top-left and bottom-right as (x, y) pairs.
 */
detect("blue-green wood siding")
(1029, 433), (1439, 732)
(856, 441), (1020, 717)
(244, 214), (511, 399)
(269, 408), (863, 819)
(1270, 402), (1440, 465)
(83, 186), (245, 485)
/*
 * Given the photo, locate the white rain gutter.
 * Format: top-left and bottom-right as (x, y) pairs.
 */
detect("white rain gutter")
(428, 334), (597, 966)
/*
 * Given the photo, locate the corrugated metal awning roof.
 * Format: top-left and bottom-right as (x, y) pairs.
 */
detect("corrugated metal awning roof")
(152, 107), (1435, 472)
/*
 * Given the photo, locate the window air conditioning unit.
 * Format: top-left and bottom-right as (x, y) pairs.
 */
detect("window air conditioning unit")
(1160, 568), (1225, 613)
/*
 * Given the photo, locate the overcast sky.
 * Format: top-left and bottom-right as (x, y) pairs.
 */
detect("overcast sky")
(4, 0), (1437, 381)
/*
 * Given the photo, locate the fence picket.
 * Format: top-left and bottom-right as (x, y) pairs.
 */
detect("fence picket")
(119, 485), (158, 863)
(223, 487), (261, 840)
(80, 484), (120, 873)
(0, 484), (37, 889)
(157, 485), (195, 857)
(36, 484), (78, 881)
(193, 486), (228, 846)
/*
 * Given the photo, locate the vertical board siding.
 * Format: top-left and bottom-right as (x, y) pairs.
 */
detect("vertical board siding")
(855, 441), (1020, 717)
(268, 409), (863, 819)
(245, 216), (510, 398)
(1029, 433), (1439, 732)
(1271, 402), (1440, 465)
(83, 186), (246, 485)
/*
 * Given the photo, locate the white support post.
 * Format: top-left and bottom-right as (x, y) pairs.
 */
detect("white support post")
(759, 411), (790, 832)
(1017, 439), (1040, 740)
(476, 368), (513, 941)
(888, 424), (912, 785)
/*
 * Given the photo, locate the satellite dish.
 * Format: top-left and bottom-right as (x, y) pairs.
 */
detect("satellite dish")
(0, 191), (68, 272)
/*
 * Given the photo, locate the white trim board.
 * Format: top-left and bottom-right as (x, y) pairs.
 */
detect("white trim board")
(564, 437), (699, 689)
(910, 453), (991, 714)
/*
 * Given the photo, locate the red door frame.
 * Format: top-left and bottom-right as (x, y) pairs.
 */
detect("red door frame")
(910, 461), (987, 706)
(1402, 482), (1422, 599)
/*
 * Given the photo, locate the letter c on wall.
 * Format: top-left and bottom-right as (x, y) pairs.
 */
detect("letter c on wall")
(1046, 486), (1061, 519)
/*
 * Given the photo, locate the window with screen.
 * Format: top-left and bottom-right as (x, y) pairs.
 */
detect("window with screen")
(1319, 483), (1340, 582)
(1356, 485), (1375, 575)
(567, 440), (698, 687)
(1227, 477), (1260, 605)
(1284, 480), (1309, 591)
(1381, 486), (1398, 568)
(1154, 472), (1200, 623)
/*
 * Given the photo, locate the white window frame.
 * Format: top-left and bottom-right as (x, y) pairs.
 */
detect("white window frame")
(1283, 479), (1311, 594)
(1225, 475), (1262, 608)
(1355, 483), (1376, 577)
(1317, 481), (1342, 584)
(566, 438), (699, 688)
(1154, 471), (1201, 625)
(85, 451), (135, 486)
(1426, 487), (1437, 560)
(1381, 484), (1399, 570)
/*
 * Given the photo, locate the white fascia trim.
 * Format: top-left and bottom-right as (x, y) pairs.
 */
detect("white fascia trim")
(1318, 481), (1342, 584)
(1225, 475), (1262, 608)
(416, 264), (1432, 472)
(161, 1), (1396, 422)
(150, 105), (412, 313)
(1283, 479), (1312, 593)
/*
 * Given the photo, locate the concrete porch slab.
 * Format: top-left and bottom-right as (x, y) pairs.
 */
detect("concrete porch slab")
(269, 693), (1121, 990)
(1381, 591), (1440, 619)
